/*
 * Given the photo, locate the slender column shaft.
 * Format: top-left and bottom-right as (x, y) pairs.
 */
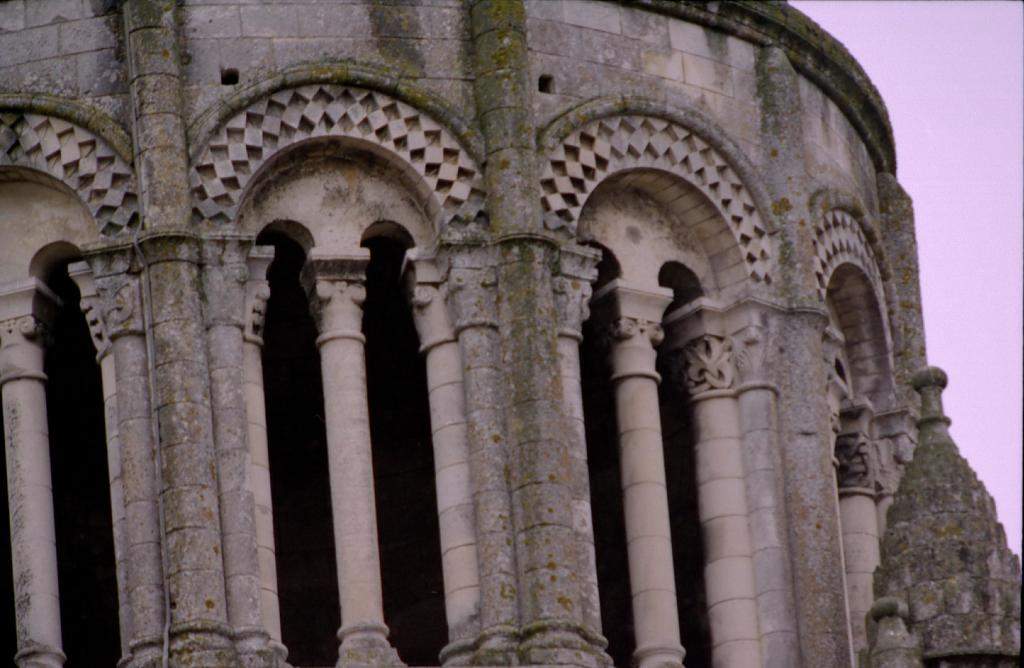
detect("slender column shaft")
(596, 281), (683, 668)
(734, 378), (799, 666)
(445, 257), (518, 662)
(407, 266), (480, 665)
(202, 238), (274, 665)
(241, 246), (284, 660)
(304, 256), (401, 667)
(839, 491), (880, 652)
(690, 392), (761, 666)
(1, 299), (65, 668)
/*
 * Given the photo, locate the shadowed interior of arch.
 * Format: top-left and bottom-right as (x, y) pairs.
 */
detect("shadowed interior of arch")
(47, 260), (120, 664)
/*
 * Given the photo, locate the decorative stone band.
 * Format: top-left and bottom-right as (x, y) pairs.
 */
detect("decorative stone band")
(541, 115), (771, 283)
(0, 112), (138, 236)
(189, 85), (485, 227)
(812, 208), (885, 304)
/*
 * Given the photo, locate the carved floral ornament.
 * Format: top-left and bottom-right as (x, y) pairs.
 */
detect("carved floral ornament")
(0, 112), (139, 236)
(190, 85), (486, 227)
(679, 334), (735, 394)
(541, 115), (772, 283)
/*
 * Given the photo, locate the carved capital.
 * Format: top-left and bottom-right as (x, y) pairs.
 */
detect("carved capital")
(202, 236), (253, 328)
(732, 324), (768, 385)
(0, 279), (60, 352)
(835, 431), (879, 492)
(244, 246), (275, 346)
(301, 252), (369, 340)
(408, 282), (456, 352)
(554, 276), (594, 340)
(445, 265), (498, 332)
(608, 316), (664, 347)
(94, 274), (145, 339)
(678, 334), (735, 394)
(0, 314), (46, 348)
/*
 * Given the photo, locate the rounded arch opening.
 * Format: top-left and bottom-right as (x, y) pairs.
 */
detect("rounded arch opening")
(826, 262), (895, 408)
(658, 261), (703, 313)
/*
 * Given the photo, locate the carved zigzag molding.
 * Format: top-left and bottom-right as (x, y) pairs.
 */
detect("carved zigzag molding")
(0, 112), (138, 236)
(813, 208), (883, 301)
(190, 85), (485, 227)
(541, 115), (772, 284)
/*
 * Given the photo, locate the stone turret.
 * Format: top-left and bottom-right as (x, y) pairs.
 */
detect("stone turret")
(872, 367), (1021, 666)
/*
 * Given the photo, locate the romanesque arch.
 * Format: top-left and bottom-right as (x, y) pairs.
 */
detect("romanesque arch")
(541, 112), (773, 285)
(0, 112), (138, 237)
(188, 85), (486, 228)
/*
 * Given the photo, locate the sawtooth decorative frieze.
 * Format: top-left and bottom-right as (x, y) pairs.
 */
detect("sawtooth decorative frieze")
(813, 208), (884, 302)
(541, 115), (771, 283)
(190, 85), (485, 226)
(0, 112), (139, 236)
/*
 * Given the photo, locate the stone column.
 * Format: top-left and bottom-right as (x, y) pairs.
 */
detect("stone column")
(443, 245), (518, 663)
(202, 235), (276, 666)
(302, 252), (402, 667)
(730, 317), (799, 666)
(866, 598), (922, 668)
(83, 250), (166, 668)
(758, 43), (856, 664)
(591, 280), (684, 668)
(676, 334), (761, 667)
(241, 247), (287, 661)
(404, 254), (480, 665)
(138, 232), (236, 666)
(835, 402), (881, 656)
(554, 244), (604, 643)
(0, 279), (65, 668)
(68, 262), (133, 663)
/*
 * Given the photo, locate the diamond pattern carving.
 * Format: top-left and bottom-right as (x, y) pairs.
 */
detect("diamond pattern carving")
(813, 209), (883, 301)
(190, 85), (485, 226)
(541, 115), (771, 283)
(0, 112), (138, 236)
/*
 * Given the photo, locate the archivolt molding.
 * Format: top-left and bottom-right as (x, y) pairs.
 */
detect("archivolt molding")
(0, 112), (139, 237)
(540, 114), (772, 284)
(813, 207), (884, 303)
(189, 84), (486, 227)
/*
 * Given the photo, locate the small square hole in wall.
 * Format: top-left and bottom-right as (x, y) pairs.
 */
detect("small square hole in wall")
(221, 68), (239, 86)
(538, 74), (554, 94)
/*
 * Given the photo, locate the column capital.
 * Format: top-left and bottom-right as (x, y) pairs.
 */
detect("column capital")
(0, 279), (60, 350)
(301, 251), (370, 344)
(243, 246), (275, 346)
(403, 254), (456, 353)
(591, 280), (672, 346)
(68, 261), (113, 361)
(672, 333), (736, 397)
(202, 234), (254, 328)
(444, 255), (498, 333)
(554, 243), (600, 341)
(836, 400), (879, 495)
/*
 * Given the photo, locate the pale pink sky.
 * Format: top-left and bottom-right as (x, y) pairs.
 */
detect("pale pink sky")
(790, 0), (1023, 554)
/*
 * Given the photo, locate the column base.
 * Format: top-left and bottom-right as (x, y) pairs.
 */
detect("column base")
(632, 642), (686, 668)
(519, 621), (614, 668)
(169, 621), (240, 668)
(470, 625), (519, 666)
(336, 622), (403, 667)
(235, 626), (284, 668)
(439, 637), (476, 666)
(14, 643), (66, 668)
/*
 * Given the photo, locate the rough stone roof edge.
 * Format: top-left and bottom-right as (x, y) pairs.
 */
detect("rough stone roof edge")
(619, 0), (897, 175)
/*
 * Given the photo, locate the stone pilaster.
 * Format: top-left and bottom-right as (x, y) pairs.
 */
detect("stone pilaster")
(404, 253), (480, 665)
(468, 1), (606, 662)
(757, 43), (855, 665)
(0, 280), (65, 668)
(136, 232), (237, 667)
(866, 598), (922, 668)
(302, 252), (402, 668)
(202, 235), (277, 667)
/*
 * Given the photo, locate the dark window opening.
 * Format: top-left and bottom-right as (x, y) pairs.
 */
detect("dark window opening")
(221, 68), (239, 86)
(45, 263), (120, 665)
(362, 235), (446, 665)
(582, 250), (634, 666)
(538, 74), (554, 94)
(658, 262), (703, 314)
(260, 231), (340, 666)
(656, 354), (711, 668)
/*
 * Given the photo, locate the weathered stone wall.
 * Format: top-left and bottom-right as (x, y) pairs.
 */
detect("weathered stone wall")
(0, 2), (979, 667)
